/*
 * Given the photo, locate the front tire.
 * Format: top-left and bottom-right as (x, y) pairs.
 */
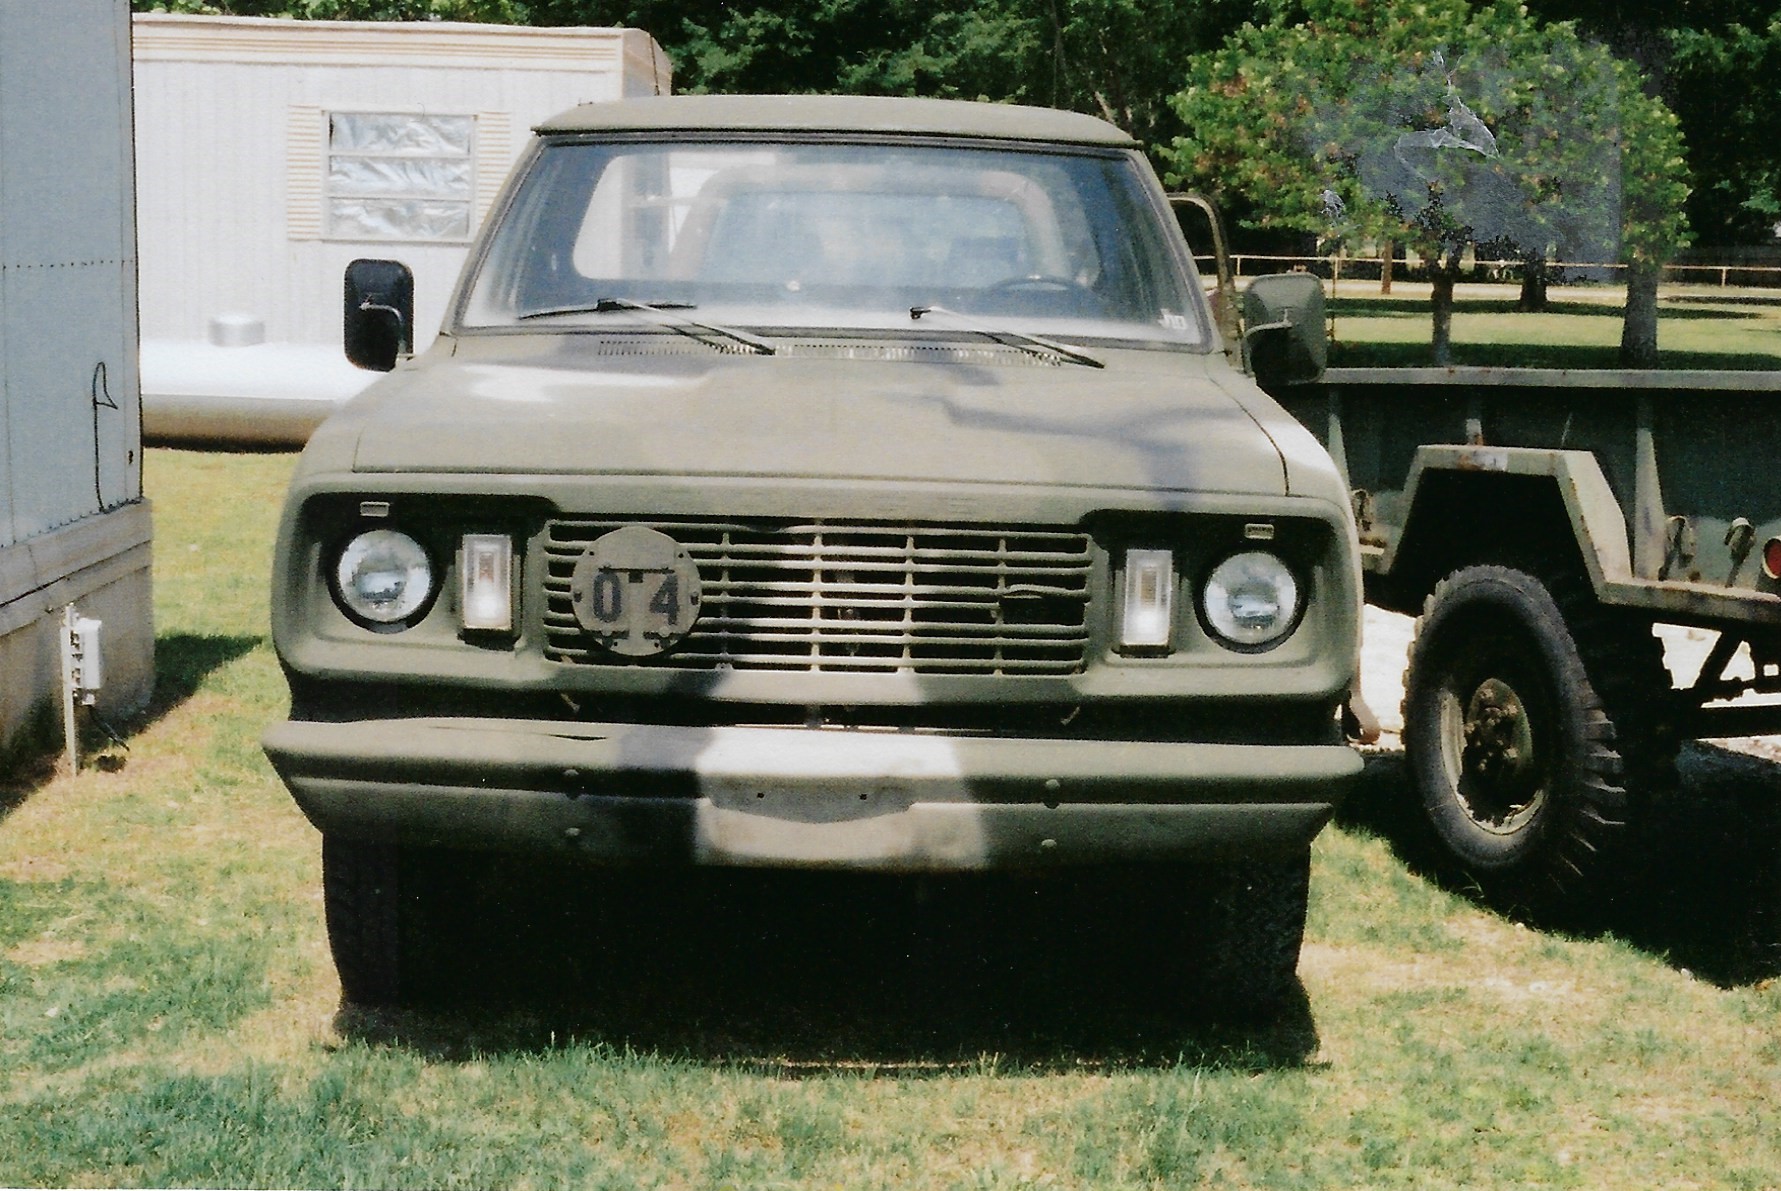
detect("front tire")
(1402, 565), (1673, 907)
(1190, 850), (1311, 1014)
(321, 837), (403, 1006)
(322, 838), (477, 1006)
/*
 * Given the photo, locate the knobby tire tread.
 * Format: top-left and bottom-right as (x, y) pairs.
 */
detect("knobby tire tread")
(1192, 851), (1310, 1016)
(1403, 565), (1675, 910)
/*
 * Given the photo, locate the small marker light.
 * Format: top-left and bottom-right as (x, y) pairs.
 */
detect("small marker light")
(1120, 549), (1175, 652)
(1763, 537), (1781, 582)
(461, 534), (513, 631)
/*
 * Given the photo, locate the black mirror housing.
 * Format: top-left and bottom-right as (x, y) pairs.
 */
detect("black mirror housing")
(344, 258), (415, 372)
(1242, 272), (1327, 386)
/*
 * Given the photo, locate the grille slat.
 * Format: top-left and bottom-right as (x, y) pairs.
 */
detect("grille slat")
(542, 518), (1093, 675)
(683, 583), (1087, 603)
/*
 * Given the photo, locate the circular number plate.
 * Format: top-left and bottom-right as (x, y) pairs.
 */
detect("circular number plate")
(569, 526), (703, 657)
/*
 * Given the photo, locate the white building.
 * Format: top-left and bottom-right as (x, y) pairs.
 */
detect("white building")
(132, 14), (671, 444)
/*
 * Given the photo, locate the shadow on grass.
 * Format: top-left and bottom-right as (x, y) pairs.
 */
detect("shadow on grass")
(0, 631), (259, 820)
(1669, 292), (1781, 308)
(0, 705), (63, 816)
(151, 631), (264, 713)
(1340, 745), (1781, 988)
(335, 866), (1322, 1073)
(1331, 296), (1770, 322)
(1326, 340), (1781, 371)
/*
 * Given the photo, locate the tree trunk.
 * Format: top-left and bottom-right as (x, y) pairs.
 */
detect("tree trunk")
(1620, 262), (1661, 368)
(1519, 253), (1548, 312)
(1431, 267), (1456, 366)
(1381, 242), (1395, 295)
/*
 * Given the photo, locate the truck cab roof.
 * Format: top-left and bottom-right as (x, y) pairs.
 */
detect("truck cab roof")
(535, 94), (1136, 147)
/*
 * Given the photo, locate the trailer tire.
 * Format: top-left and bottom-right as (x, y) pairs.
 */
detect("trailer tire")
(1402, 565), (1671, 906)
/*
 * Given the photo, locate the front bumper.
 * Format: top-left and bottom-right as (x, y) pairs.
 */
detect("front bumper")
(263, 717), (1360, 872)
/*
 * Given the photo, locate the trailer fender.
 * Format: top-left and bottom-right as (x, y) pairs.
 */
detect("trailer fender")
(1378, 446), (1631, 597)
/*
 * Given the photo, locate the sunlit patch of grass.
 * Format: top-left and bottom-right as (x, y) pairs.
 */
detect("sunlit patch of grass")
(0, 875), (280, 1079)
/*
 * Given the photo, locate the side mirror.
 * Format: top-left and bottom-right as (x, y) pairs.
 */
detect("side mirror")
(1242, 272), (1326, 386)
(344, 258), (414, 372)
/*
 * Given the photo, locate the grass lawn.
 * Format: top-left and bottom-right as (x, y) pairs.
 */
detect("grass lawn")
(4, 448), (1781, 1188)
(1326, 281), (1781, 370)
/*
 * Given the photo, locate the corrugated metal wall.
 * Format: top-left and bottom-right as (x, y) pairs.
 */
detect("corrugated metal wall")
(0, 0), (141, 550)
(132, 18), (670, 352)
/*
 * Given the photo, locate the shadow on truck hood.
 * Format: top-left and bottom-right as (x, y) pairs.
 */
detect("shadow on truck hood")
(329, 337), (1293, 498)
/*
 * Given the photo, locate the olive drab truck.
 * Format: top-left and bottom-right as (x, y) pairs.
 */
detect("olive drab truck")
(262, 96), (1366, 1012)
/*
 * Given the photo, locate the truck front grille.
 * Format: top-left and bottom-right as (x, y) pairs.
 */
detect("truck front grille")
(542, 519), (1094, 675)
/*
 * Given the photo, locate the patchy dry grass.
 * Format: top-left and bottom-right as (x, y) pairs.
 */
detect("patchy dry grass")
(2, 448), (1781, 1188)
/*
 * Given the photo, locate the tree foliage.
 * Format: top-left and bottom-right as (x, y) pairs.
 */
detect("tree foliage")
(1167, 0), (1690, 364)
(1519, 2), (1781, 248)
(1663, 19), (1781, 246)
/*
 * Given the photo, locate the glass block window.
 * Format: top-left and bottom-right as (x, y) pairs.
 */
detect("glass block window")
(326, 112), (475, 242)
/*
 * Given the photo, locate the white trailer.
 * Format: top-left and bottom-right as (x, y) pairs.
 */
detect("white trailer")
(0, 0), (153, 764)
(131, 14), (671, 445)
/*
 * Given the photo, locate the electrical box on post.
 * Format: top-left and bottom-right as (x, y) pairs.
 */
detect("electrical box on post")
(71, 615), (103, 703)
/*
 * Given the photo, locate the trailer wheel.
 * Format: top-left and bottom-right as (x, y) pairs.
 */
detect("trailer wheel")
(1402, 565), (1672, 905)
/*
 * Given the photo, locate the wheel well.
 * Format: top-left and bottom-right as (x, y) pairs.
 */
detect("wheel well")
(1375, 471), (1594, 613)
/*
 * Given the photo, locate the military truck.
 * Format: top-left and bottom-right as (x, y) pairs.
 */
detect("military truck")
(260, 95), (1366, 1009)
(1269, 364), (1781, 907)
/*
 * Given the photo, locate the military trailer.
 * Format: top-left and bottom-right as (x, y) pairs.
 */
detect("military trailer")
(261, 95), (1364, 1009)
(1272, 366), (1781, 906)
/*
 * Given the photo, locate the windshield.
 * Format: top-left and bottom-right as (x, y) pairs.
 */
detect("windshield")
(459, 138), (1209, 349)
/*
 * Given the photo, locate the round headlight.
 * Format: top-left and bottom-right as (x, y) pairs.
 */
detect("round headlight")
(334, 529), (433, 626)
(1202, 551), (1300, 649)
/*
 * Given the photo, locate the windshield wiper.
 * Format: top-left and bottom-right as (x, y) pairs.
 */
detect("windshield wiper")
(519, 298), (775, 356)
(908, 304), (1103, 369)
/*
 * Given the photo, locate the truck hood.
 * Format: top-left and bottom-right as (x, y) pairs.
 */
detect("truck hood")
(323, 336), (1295, 498)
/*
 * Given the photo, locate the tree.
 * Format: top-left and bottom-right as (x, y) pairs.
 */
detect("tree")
(1664, 19), (1781, 249)
(1167, 0), (1690, 366)
(535, 1), (1279, 150)
(1522, 1), (1781, 250)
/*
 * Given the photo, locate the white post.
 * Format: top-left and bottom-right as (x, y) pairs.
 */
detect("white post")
(60, 604), (80, 773)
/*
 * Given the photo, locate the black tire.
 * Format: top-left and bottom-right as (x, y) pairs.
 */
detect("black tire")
(1401, 565), (1675, 906)
(321, 837), (404, 1006)
(321, 838), (478, 1006)
(1190, 850), (1310, 1015)
(1739, 798), (1781, 979)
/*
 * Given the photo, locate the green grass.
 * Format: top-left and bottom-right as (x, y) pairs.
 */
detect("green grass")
(4, 449), (1781, 1187)
(1327, 283), (1781, 369)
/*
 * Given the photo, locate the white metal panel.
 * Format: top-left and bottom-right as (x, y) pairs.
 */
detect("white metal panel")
(0, 120), (10, 550)
(132, 18), (669, 359)
(1, 0), (140, 546)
